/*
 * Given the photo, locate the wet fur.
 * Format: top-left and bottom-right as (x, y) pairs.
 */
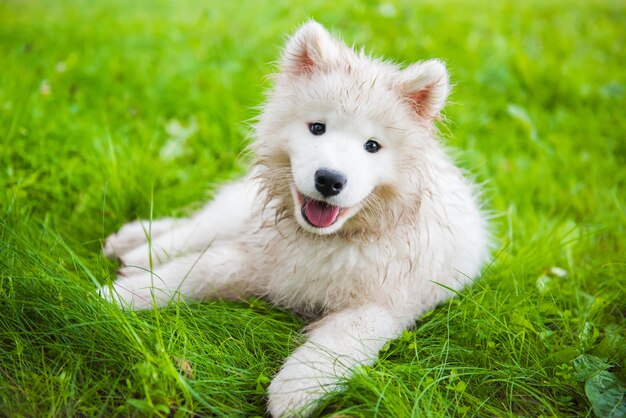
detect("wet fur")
(101, 21), (490, 417)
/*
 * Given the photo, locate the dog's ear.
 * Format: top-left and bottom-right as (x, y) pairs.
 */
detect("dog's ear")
(280, 20), (342, 76)
(397, 59), (450, 120)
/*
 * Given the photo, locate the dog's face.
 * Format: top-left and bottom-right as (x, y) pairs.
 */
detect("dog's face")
(255, 21), (450, 236)
(286, 106), (395, 234)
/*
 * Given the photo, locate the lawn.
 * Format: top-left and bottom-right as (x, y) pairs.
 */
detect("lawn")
(1, 0), (625, 416)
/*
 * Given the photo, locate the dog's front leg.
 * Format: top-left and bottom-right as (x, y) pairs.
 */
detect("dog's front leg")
(109, 176), (260, 269)
(100, 243), (253, 310)
(268, 304), (408, 417)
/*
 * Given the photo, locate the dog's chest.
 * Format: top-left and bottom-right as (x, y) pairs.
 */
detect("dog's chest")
(255, 233), (407, 313)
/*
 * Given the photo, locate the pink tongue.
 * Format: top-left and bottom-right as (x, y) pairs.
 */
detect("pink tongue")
(304, 200), (340, 228)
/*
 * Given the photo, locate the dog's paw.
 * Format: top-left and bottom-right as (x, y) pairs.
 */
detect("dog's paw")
(97, 285), (113, 302)
(104, 220), (152, 258)
(97, 277), (143, 308)
(267, 365), (332, 417)
(117, 244), (168, 270)
(97, 273), (165, 310)
(97, 283), (128, 308)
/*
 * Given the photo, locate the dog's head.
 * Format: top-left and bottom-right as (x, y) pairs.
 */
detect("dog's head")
(254, 21), (450, 236)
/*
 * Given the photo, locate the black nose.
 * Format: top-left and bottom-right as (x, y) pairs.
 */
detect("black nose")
(315, 169), (347, 197)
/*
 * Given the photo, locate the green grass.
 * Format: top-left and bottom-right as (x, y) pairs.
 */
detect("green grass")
(1, 0), (625, 416)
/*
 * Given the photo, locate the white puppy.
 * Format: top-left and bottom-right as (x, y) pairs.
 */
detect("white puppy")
(102, 21), (490, 417)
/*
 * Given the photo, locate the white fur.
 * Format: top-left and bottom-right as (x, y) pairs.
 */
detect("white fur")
(101, 21), (490, 417)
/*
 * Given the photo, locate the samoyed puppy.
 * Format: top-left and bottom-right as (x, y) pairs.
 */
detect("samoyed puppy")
(101, 21), (490, 417)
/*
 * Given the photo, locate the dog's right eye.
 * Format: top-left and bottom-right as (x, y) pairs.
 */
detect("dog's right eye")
(308, 122), (326, 136)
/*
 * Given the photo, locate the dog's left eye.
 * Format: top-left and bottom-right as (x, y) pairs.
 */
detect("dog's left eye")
(309, 122), (326, 136)
(364, 139), (381, 153)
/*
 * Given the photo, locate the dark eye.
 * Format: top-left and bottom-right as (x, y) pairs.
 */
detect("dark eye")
(309, 122), (326, 136)
(364, 139), (381, 153)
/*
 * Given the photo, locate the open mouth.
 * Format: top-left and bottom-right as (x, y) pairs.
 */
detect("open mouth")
(295, 190), (347, 229)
